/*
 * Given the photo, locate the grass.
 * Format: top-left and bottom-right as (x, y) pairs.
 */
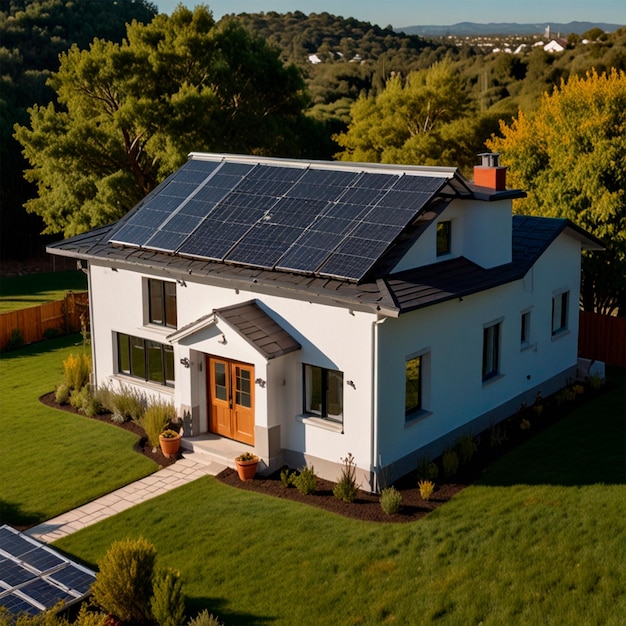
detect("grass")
(0, 270), (87, 312)
(54, 372), (625, 625)
(0, 334), (157, 526)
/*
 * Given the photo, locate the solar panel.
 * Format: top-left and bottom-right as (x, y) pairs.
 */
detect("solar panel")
(108, 155), (453, 281)
(0, 525), (96, 618)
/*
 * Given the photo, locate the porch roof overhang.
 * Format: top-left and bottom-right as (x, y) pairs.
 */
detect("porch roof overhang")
(167, 299), (301, 360)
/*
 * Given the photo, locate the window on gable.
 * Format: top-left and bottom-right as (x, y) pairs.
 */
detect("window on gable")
(482, 322), (501, 381)
(116, 332), (174, 386)
(436, 221), (451, 257)
(303, 364), (343, 424)
(148, 279), (177, 328)
(520, 310), (531, 347)
(552, 291), (569, 336)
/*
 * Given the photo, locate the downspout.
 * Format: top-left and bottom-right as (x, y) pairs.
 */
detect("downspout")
(80, 260), (97, 389)
(370, 315), (387, 492)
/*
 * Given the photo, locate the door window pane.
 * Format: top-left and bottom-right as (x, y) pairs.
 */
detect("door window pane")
(214, 362), (227, 401)
(235, 367), (251, 408)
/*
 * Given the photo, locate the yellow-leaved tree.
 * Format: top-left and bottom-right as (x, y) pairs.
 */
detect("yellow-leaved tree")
(488, 68), (626, 315)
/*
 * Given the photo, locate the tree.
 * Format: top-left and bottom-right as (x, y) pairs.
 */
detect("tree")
(14, 5), (310, 237)
(334, 60), (498, 174)
(488, 68), (626, 315)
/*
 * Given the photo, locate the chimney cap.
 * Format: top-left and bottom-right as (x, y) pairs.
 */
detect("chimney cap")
(477, 152), (501, 167)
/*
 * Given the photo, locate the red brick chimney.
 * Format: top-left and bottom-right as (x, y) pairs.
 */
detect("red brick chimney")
(474, 152), (507, 191)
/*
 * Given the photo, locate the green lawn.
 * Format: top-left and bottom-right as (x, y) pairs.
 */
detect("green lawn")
(54, 373), (625, 626)
(0, 334), (156, 526)
(0, 270), (87, 312)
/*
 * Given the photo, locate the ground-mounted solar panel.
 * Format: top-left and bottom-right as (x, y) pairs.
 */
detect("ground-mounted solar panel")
(48, 565), (95, 596)
(0, 526), (96, 618)
(20, 548), (65, 572)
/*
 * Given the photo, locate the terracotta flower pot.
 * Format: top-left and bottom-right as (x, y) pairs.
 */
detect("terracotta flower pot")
(159, 431), (181, 458)
(235, 457), (259, 481)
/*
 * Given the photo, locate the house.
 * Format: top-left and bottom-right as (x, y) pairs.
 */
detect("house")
(47, 152), (602, 491)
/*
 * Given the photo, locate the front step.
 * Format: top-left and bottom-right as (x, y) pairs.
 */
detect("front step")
(181, 435), (254, 471)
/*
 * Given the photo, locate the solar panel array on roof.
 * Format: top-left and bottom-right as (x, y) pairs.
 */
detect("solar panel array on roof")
(109, 157), (447, 282)
(0, 525), (96, 617)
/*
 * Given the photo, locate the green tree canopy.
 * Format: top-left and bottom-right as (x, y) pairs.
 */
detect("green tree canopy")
(488, 68), (626, 315)
(333, 60), (498, 174)
(14, 5), (311, 237)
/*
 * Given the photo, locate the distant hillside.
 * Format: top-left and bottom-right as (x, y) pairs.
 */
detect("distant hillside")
(399, 21), (624, 36)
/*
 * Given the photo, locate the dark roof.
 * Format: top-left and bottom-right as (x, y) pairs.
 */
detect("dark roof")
(104, 153), (486, 284)
(214, 301), (301, 359)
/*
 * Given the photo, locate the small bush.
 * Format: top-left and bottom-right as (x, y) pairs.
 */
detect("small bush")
(75, 605), (109, 626)
(55, 383), (71, 405)
(442, 449), (459, 477)
(43, 327), (59, 340)
(69, 385), (90, 409)
(80, 391), (102, 417)
(520, 418), (531, 430)
(151, 568), (186, 626)
(187, 610), (224, 626)
(416, 455), (439, 481)
(589, 373), (604, 390)
(280, 466), (294, 488)
(555, 387), (577, 406)
(333, 453), (359, 503)
(63, 352), (91, 391)
(90, 537), (156, 623)
(418, 479), (435, 501)
(455, 433), (477, 465)
(380, 486), (402, 515)
(293, 466), (317, 495)
(4, 328), (24, 352)
(110, 383), (147, 422)
(140, 399), (176, 449)
(488, 424), (506, 448)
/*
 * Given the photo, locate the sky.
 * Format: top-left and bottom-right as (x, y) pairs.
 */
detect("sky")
(153, 0), (625, 30)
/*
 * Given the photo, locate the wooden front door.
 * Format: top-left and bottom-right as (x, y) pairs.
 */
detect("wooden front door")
(208, 357), (255, 445)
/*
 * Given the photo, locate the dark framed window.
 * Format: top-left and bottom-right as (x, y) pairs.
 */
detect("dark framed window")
(436, 221), (451, 256)
(552, 291), (569, 335)
(482, 322), (501, 381)
(116, 332), (174, 386)
(520, 310), (531, 345)
(148, 279), (177, 328)
(303, 365), (343, 424)
(405, 355), (422, 418)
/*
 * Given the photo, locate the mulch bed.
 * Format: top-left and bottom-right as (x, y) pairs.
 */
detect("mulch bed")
(40, 380), (604, 524)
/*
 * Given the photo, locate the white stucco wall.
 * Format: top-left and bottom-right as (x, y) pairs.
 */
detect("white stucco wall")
(86, 227), (582, 486)
(376, 231), (582, 468)
(392, 198), (513, 272)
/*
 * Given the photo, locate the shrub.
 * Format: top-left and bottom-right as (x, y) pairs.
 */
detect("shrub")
(110, 383), (147, 422)
(555, 386), (576, 406)
(43, 328), (59, 340)
(69, 385), (90, 409)
(455, 433), (477, 465)
(187, 610), (224, 626)
(140, 399), (176, 450)
(416, 455), (439, 481)
(589, 373), (604, 390)
(293, 466), (317, 495)
(4, 328), (24, 351)
(151, 568), (186, 626)
(90, 537), (156, 623)
(280, 466), (295, 488)
(380, 486), (402, 515)
(418, 480), (435, 501)
(63, 352), (91, 391)
(488, 424), (506, 448)
(80, 391), (102, 417)
(55, 383), (71, 405)
(74, 605), (109, 626)
(333, 453), (359, 503)
(442, 449), (459, 477)
(520, 418), (531, 430)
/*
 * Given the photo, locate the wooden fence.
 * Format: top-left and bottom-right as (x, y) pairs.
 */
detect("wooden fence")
(0, 292), (89, 349)
(578, 311), (626, 367)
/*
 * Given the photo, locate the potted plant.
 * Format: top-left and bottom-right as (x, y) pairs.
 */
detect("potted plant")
(235, 452), (259, 481)
(159, 428), (182, 458)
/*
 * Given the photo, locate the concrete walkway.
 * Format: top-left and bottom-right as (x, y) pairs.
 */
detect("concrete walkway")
(25, 455), (226, 544)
